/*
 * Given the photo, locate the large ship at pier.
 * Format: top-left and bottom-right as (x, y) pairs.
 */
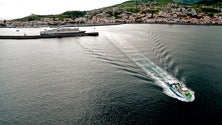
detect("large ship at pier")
(0, 27), (98, 39)
(40, 27), (86, 35)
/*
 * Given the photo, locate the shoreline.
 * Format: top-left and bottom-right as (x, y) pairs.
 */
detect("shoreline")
(1, 22), (222, 28)
(132, 22), (222, 26)
(63, 22), (222, 27)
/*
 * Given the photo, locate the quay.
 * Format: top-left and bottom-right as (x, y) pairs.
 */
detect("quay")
(0, 32), (99, 40)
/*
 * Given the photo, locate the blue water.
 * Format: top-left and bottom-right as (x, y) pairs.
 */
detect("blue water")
(0, 24), (222, 124)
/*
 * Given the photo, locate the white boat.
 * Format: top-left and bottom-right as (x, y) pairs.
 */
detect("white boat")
(167, 81), (194, 100)
(40, 27), (86, 35)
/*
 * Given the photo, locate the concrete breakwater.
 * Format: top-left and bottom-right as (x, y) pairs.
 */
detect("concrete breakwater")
(0, 32), (99, 39)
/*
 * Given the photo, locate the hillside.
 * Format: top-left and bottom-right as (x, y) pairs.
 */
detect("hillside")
(15, 11), (86, 22)
(197, 0), (222, 5)
(173, 0), (202, 4)
(13, 0), (222, 23)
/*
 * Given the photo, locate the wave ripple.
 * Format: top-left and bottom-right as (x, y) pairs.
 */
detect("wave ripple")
(106, 32), (195, 102)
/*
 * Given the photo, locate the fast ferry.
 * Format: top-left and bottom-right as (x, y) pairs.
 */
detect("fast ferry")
(167, 81), (194, 100)
(40, 27), (86, 35)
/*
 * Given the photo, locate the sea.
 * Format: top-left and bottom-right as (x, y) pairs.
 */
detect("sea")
(0, 24), (221, 125)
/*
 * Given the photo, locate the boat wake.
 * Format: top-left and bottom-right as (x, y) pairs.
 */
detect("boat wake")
(105, 32), (195, 102)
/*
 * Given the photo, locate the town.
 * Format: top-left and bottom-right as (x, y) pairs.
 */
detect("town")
(1, 1), (222, 28)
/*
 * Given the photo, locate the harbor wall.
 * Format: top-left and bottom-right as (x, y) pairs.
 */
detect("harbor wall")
(0, 32), (99, 39)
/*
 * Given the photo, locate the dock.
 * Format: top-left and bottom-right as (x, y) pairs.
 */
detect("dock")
(0, 32), (99, 40)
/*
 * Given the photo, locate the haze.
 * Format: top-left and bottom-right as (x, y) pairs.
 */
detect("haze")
(0, 0), (126, 20)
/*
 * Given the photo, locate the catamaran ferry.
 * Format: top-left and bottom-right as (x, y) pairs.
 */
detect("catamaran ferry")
(40, 27), (86, 35)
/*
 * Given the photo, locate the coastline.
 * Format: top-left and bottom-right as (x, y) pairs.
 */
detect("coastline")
(1, 22), (221, 28)
(64, 22), (222, 27)
(62, 22), (222, 28)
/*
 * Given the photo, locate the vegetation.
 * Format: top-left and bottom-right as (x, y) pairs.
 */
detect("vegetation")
(201, 8), (220, 13)
(13, 0), (222, 22)
(197, 0), (222, 5)
(15, 11), (86, 21)
(158, 0), (173, 4)
(62, 11), (86, 18)
(106, 11), (122, 18)
(127, 8), (140, 13)
(141, 9), (159, 14)
(173, 0), (202, 4)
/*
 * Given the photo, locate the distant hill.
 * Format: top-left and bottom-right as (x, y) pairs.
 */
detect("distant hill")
(14, 0), (221, 21)
(196, 0), (222, 5)
(171, 0), (221, 4)
(15, 11), (86, 22)
(128, 0), (219, 4)
(172, 0), (202, 4)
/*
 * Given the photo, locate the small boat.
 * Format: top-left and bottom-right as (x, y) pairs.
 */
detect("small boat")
(40, 27), (86, 35)
(167, 81), (193, 100)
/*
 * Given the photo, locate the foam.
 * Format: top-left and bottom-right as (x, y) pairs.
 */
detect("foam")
(106, 33), (195, 102)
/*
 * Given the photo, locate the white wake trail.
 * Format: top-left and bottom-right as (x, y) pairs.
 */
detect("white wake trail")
(106, 33), (195, 102)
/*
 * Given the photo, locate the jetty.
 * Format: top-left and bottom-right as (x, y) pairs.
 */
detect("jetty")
(0, 32), (99, 40)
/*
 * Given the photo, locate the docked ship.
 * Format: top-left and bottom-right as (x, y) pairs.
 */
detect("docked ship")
(0, 27), (98, 39)
(40, 27), (86, 35)
(167, 81), (194, 100)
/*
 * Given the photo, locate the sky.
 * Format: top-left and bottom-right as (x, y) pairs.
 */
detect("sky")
(0, 0), (127, 20)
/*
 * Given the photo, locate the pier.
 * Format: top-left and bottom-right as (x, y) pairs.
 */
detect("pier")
(0, 32), (99, 40)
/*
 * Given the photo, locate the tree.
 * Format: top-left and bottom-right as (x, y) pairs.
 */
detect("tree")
(3, 19), (6, 24)
(63, 11), (86, 18)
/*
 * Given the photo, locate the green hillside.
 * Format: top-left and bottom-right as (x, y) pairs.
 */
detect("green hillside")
(15, 11), (86, 22)
(14, 0), (221, 21)
(173, 0), (202, 4)
(197, 0), (222, 5)
(157, 0), (173, 3)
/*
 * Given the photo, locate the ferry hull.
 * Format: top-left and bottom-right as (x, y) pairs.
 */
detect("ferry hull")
(166, 81), (194, 101)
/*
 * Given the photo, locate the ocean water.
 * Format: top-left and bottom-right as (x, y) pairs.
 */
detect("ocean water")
(0, 24), (221, 125)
